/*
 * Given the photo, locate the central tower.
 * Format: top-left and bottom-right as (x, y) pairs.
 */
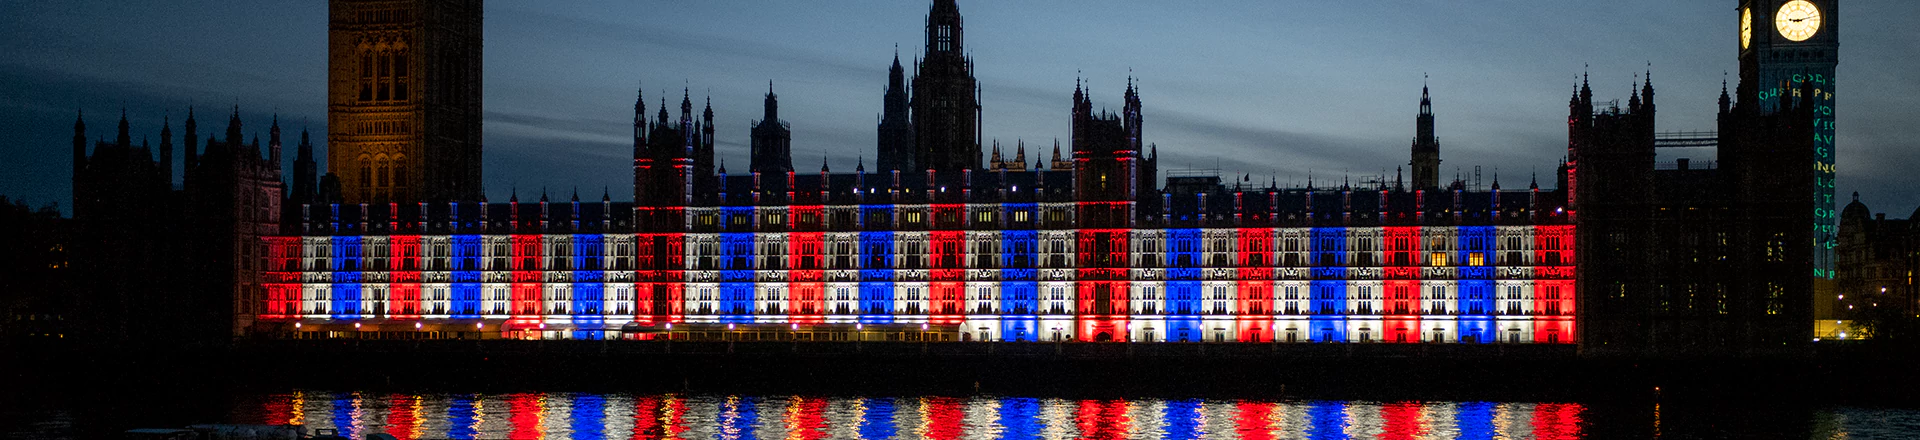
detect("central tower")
(910, 0), (981, 172)
(327, 0), (484, 204)
(1410, 84), (1441, 190)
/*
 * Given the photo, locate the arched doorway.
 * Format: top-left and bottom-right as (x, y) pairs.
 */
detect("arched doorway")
(1095, 331), (1112, 342)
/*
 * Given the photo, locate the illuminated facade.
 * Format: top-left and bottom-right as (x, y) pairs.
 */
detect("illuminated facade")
(258, 0), (1573, 344)
(261, 81), (1575, 343)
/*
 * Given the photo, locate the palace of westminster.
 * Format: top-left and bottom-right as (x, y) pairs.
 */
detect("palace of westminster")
(52, 0), (1908, 356)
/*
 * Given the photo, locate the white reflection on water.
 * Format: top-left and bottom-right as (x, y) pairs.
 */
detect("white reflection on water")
(241, 392), (1596, 439)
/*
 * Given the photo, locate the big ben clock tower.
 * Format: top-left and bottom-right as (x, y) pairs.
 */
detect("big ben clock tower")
(1734, 0), (1839, 331)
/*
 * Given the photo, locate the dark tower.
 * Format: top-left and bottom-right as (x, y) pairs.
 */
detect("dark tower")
(183, 106), (198, 178)
(1735, 0), (1839, 324)
(327, 0), (483, 204)
(1410, 83), (1441, 190)
(160, 115), (173, 187)
(293, 128), (318, 204)
(910, 0), (980, 173)
(751, 82), (792, 174)
(877, 50), (914, 172)
(70, 111), (86, 216)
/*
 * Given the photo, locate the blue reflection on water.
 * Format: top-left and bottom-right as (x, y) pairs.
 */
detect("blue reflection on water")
(1164, 399), (1204, 439)
(859, 398), (894, 440)
(570, 394), (603, 440)
(446, 394), (477, 440)
(1456, 401), (1497, 440)
(997, 397), (1041, 440)
(1307, 400), (1348, 440)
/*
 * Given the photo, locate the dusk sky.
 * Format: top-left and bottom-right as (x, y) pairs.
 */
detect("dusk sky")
(3, 1), (1916, 216)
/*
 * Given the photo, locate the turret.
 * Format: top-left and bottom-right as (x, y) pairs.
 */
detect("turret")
(116, 108), (131, 149)
(159, 115), (173, 186)
(182, 106), (198, 173)
(294, 127), (318, 204)
(225, 105), (244, 155)
(1410, 78), (1441, 189)
(268, 114), (282, 171)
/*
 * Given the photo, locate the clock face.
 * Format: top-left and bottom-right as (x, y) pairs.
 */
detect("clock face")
(1741, 7), (1752, 49)
(1775, 0), (1821, 42)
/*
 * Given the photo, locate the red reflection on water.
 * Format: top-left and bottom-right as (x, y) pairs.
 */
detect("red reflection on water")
(1074, 400), (1130, 440)
(631, 395), (688, 440)
(924, 396), (966, 440)
(787, 396), (829, 440)
(256, 394), (295, 426)
(1532, 402), (1585, 440)
(630, 395), (659, 440)
(507, 393), (543, 439)
(1234, 401), (1277, 440)
(386, 394), (417, 440)
(1380, 401), (1427, 440)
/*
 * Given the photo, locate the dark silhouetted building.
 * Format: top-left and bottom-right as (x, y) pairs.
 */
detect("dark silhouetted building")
(1574, 0), (1839, 355)
(751, 83), (793, 175)
(876, 51), (914, 173)
(910, 0), (982, 172)
(1835, 194), (1918, 327)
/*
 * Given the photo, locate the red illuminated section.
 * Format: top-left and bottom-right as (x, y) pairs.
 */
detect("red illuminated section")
(509, 235), (542, 336)
(1076, 228), (1129, 342)
(1383, 226), (1422, 343)
(930, 226), (967, 325)
(635, 231), (685, 328)
(389, 235), (422, 319)
(1531, 402), (1585, 439)
(1533, 225), (1576, 343)
(1237, 228), (1273, 342)
(262, 237), (302, 320)
(789, 230), (825, 324)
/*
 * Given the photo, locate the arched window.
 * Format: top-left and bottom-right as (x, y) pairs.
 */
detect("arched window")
(391, 155), (407, 190)
(376, 156), (390, 188)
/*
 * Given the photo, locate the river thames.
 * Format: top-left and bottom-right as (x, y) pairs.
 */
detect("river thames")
(11, 391), (1911, 439)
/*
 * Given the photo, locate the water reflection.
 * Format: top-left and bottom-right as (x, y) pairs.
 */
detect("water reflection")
(231, 392), (1604, 439)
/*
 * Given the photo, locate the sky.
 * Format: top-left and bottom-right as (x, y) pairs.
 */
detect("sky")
(3, 1), (1916, 217)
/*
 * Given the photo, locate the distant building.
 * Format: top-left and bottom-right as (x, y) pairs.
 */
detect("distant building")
(0, 198), (73, 342)
(1835, 195), (1919, 324)
(70, 107), (285, 344)
(327, 0), (483, 204)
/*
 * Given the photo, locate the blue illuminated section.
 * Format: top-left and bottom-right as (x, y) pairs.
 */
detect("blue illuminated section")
(858, 398), (896, 440)
(572, 234), (605, 338)
(1001, 228), (1038, 340)
(451, 235), (482, 319)
(719, 232), (756, 324)
(1457, 280), (1495, 344)
(331, 236), (362, 319)
(1456, 226), (1494, 267)
(569, 394), (604, 440)
(1453, 401), (1496, 440)
(1167, 228), (1206, 342)
(1310, 227), (1349, 343)
(1306, 400), (1349, 440)
(1168, 228), (1202, 268)
(996, 397), (1041, 440)
(446, 394), (478, 439)
(1164, 399), (1204, 440)
(858, 229), (895, 323)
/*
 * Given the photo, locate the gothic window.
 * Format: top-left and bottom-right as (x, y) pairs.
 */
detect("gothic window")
(391, 155), (407, 190)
